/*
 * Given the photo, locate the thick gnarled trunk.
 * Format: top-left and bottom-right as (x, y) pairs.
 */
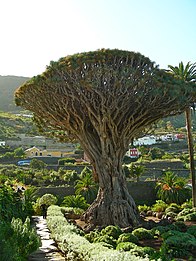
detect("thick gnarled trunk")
(82, 185), (140, 228)
(82, 155), (140, 228)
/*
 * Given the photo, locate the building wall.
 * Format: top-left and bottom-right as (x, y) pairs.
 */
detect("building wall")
(25, 146), (76, 158)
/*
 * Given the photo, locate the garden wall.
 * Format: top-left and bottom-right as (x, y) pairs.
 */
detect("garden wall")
(36, 181), (157, 205)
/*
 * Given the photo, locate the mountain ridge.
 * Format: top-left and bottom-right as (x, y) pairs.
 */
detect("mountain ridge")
(0, 75), (30, 112)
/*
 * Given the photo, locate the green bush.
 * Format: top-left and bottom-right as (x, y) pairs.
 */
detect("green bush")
(100, 225), (122, 239)
(177, 207), (192, 217)
(0, 217), (41, 261)
(181, 199), (192, 209)
(187, 225), (196, 237)
(30, 158), (46, 170)
(0, 184), (31, 222)
(161, 152), (175, 159)
(116, 242), (137, 251)
(132, 228), (154, 240)
(75, 169), (98, 203)
(151, 200), (168, 212)
(148, 147), (165, 160)
(165, 211), (177, 218)
(138, 204), (150, 213)
(61, 207), (84, 216)
(63, 170), (78, 184)
(160, 231), (196, 259)
(165, 205), (180, 214)
(176, 207), (196, 221)
(62, 194), (89, 210)
(94, 235), (116, 248)
(117, 233), (139, 244)
(85, 230), (100, 243)
(173, 221), (187, 232)
(129, 245), (160, 260)
(38, 193), (58, 207)
(152, 223), (182, 237)
(151, 226), (169, 237)
(156, 171), (191, 205)
(58, 157), (76, 165)
(184, 213), (196, 221)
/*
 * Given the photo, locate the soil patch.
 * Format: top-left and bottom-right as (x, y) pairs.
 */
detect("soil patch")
(75, 219), (88, 230)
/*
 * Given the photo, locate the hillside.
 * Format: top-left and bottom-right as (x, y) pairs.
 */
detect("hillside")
(0, 75), (29, 112)
(0, 112), (39, 140)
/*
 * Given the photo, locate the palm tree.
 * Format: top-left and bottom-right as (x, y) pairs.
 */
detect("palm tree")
(128, 163), (145, 182)
(168, 61), (196, 207)
(62, 195), (89, 210)
(75, 172), (98, 203)
(156, 171), (191, 205)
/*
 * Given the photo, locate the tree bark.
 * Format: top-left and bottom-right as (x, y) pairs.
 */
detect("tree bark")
(81, 151), (141, 228)
(185, 107), (196, 207)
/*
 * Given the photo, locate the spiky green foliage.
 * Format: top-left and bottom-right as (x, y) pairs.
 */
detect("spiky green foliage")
(156, 171), (191, 204)
(168, 62), (196, 82)
(0, 217), (41, 261)
(62, 194), (89, 210)
(128, 163), (145, 181)
(75, 168), (98, 203)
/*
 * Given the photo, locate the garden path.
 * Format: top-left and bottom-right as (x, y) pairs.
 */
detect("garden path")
(28, 216), (65, 261)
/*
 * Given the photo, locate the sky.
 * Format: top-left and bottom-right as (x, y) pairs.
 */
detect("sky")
(0, 0), (196, 77)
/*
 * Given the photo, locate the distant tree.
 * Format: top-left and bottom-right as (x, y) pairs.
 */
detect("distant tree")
(128, 163), (145, 182)
(148, 147), (165, 160)
(14, 147), (25, 158)
(168, 61), (196, 207)
(15, 49), (195, 228)
(30, 158), (46, 170)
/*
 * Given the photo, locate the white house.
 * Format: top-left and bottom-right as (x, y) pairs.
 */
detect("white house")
(133, 136), (157, 146)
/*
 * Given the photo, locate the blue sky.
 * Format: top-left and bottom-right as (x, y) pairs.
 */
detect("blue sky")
(0, 0), (195, 77)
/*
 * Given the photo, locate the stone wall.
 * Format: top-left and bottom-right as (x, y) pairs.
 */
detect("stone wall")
(36, 181), (157, 205)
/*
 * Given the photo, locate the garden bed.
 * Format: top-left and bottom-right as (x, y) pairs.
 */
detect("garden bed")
(46, 205), (196, 261)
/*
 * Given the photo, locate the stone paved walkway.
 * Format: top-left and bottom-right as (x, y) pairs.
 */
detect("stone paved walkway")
(28, 216), (65, 261)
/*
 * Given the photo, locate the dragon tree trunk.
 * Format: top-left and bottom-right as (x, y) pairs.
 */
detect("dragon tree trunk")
(80, 135), (140, 228)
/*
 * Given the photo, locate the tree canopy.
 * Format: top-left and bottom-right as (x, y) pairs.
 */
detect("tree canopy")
(15, 49), (195, 145)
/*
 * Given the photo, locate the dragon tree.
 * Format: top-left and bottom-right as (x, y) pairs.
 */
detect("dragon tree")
(15, 49), (196, 228)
